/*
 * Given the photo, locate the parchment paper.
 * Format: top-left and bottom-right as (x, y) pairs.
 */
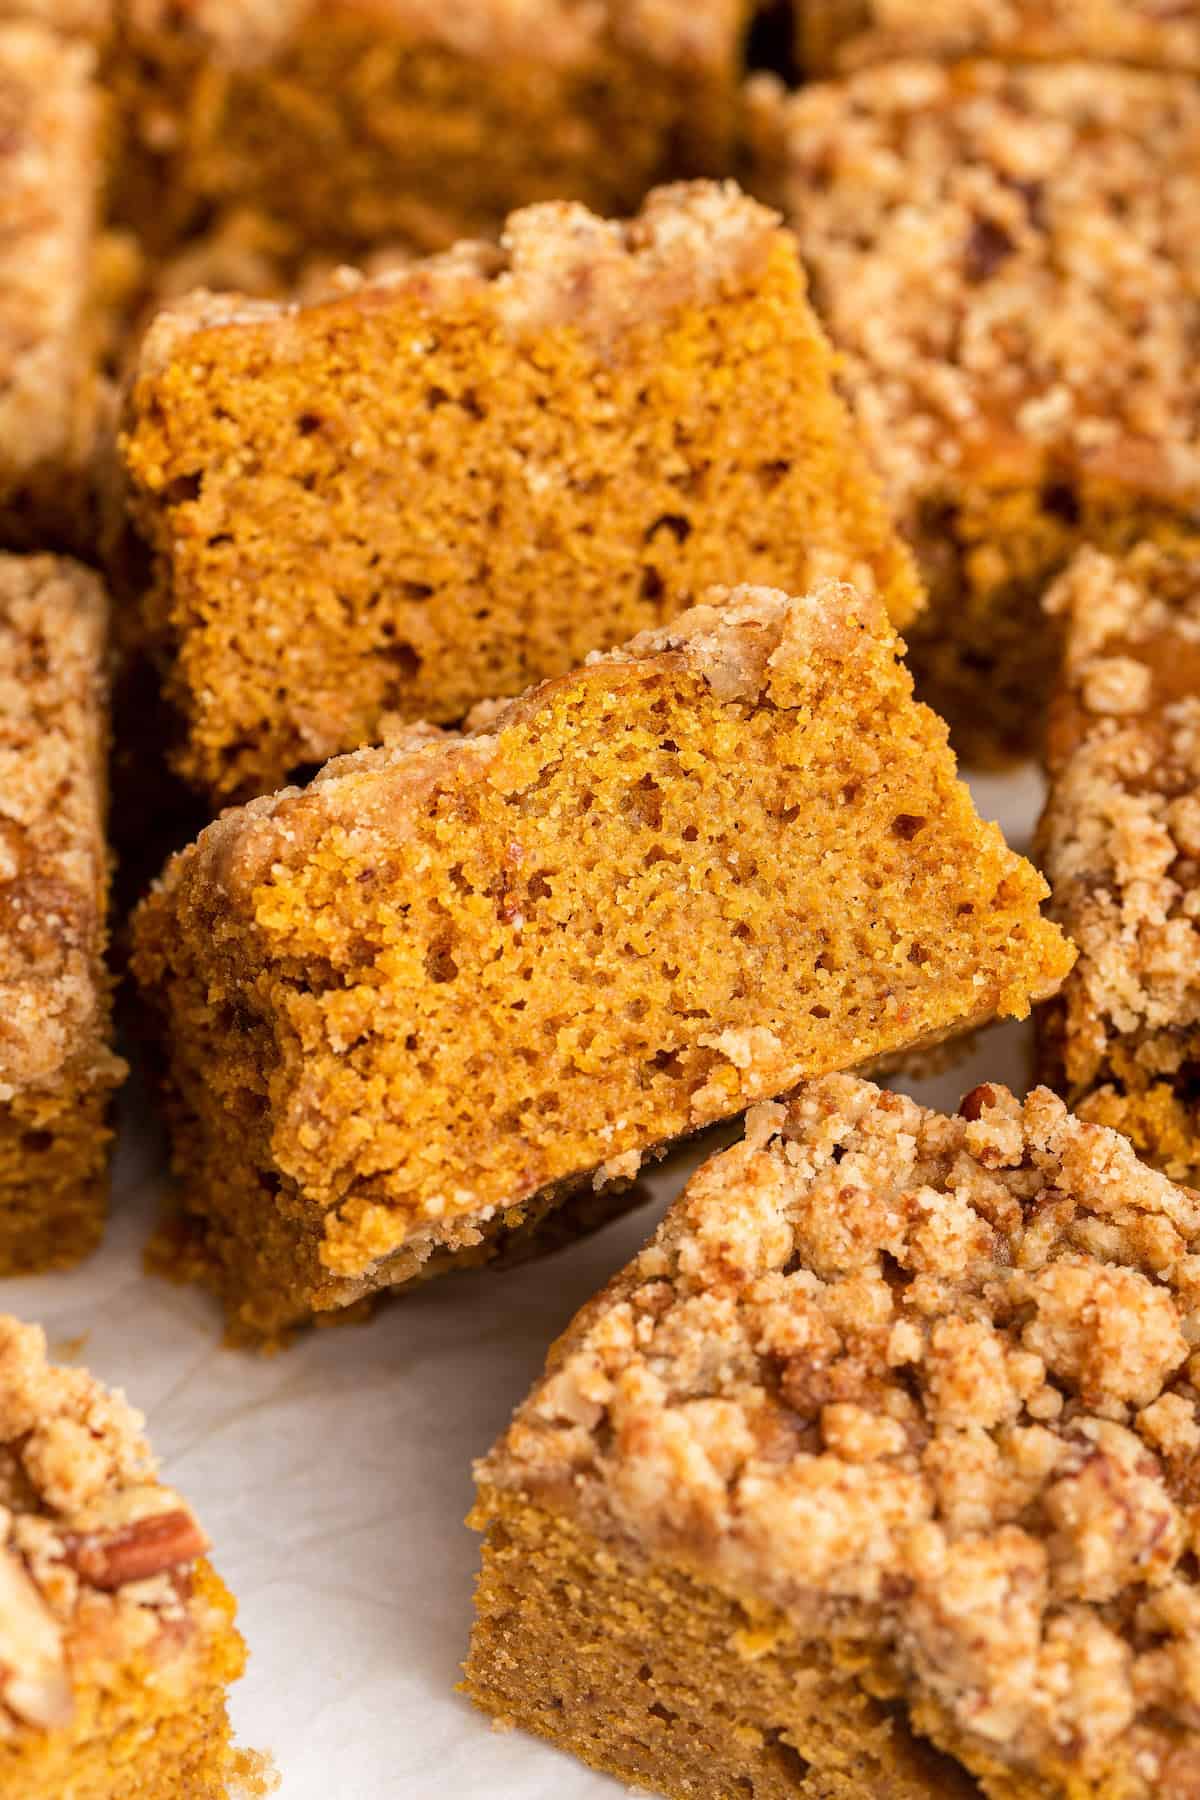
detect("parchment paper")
(4, 764), (1045, 1797)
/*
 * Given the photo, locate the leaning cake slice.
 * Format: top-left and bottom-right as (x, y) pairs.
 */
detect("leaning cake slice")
(132, 583), (1071, 1341)
(469, 1073), (1200, 1800)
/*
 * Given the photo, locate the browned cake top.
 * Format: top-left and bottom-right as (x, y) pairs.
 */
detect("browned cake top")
(120, 0), (742, 68)
(135, 180), (783, 377)
(811, 0), (1200, 73)
(0, 23), (99, 479)
(0, 556), (120, 1099)
(482, 1073), (1200, 1793)
(0, 1315), (218, 1732)
(748, 60), (1200, 516)
(1039, 541), (1200, 1094)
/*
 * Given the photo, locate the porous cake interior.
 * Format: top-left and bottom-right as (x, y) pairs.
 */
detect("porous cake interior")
(122, 191), (919, 799)
(0, 1082), (113, 1273)
(466, 1492), (976, 1800)
(133, 589), (1068, 1338)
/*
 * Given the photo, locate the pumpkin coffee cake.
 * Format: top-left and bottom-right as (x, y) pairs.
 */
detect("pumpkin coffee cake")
(109, 0), (752, 261)
(468, 1073), (1200, 1799)
(798, 0), (1200, 74)
(119, 180), (921, 804)
(0, 556), (125, 1273)
(0, 20), (104, 549)
(1038, 540), (1200, 1185)
(747, 60), (1200, 763)
(0, 1314), (269, 1798)
(132, 584), (1071, 1342)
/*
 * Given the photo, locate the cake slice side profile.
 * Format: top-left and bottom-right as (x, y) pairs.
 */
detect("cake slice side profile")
(0, 1315), (270, 1798)
(132, 583), (1071, 1341)
(468, 1073), (1200, 1800)
(1037, 538), (1200, 1182)
(0, 556), (126, 1273)
(119, 180), (921, 802)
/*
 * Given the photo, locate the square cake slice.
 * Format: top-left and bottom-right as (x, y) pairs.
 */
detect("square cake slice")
(110, 0), (751, 260)
(118, 180), (921, 803)
(131, 584), (1071, 1342)
(0, 22), (103, 548)
(746, 61), (1200, 764)
(798, 0), (1200, 74)
(1037, 539), (1200, 1182)
(0, 1315), (270, 1797)
(0, 556), (125, 1273)
(468, 1073), (1200, 1800)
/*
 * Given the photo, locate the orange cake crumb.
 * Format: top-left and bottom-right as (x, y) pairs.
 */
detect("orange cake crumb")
(746, 59), (1200, 764)
(1038, 539), (1200, 1184)
(0, 21), (104, 549)
(119, 180), (920, 804)
(798, 0), (1200, 74)
(131, 584), (1071, 1342)
(109, 0), (753, 261)
(0, 556), (125, 1274)
(469, 1072), (1200, 1799)
(0, 1314), (272, 1798)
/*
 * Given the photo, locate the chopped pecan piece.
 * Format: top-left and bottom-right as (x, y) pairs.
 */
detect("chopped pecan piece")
(64, 1507), (209, 1591)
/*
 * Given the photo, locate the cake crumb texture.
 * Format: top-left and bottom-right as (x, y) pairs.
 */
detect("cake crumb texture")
(0, 1314), (272, 1797)
(0, 556), (125, 1274)
(121, 180), (921, 801)
(475, 1072), (1200, 1798)
(131, 584), (1070, 1342)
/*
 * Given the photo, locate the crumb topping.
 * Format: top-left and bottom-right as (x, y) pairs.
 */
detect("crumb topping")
(0, 556), (122, 1102)
(747, 60), (1200, 519)
(811, 0), (1200, 74)
(0, 1317), (212, 1733)
(481, 1074), (1200, 1790)
(134, 180), (782, 379)
(1039, 541), (1200, 1094)
(0, 24), (99, 481)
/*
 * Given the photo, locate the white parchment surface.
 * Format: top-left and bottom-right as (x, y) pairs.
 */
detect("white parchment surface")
(4, 766), (1045, 1798)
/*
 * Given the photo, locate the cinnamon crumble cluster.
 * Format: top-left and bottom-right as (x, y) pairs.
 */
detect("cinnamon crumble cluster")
(1038, 540), (1200, 1182)
(0, 1315), (211, 1733)
(481, 1074), (1200, 1794)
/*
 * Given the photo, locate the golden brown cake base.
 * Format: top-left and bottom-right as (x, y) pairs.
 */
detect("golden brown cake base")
(466, 1491), (974, 1800)
(132, 586), (1070, 1344)
(120, 182), (919, 804)
(110, 0), (749, 261)
(0, 1082), (112, 1274)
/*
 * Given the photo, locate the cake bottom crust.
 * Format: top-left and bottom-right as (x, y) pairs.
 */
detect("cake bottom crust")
(465, 1489), (976, 1800)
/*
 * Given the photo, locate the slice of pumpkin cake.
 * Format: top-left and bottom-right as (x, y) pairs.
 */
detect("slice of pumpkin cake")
(468, 1073), (1200, 1800)
(118, 180), (920, 804)
(131, 584), (1071, 1342)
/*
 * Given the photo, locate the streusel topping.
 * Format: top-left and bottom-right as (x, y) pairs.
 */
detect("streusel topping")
(811, 0), (1200, 74)
(481, 1074), (1200, 1791)
(0, 1316), (213, 1733)
(0, 556), (123, 1100)
(1039, 541), (1200, 1092)
(747, 60), (1200, 518)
